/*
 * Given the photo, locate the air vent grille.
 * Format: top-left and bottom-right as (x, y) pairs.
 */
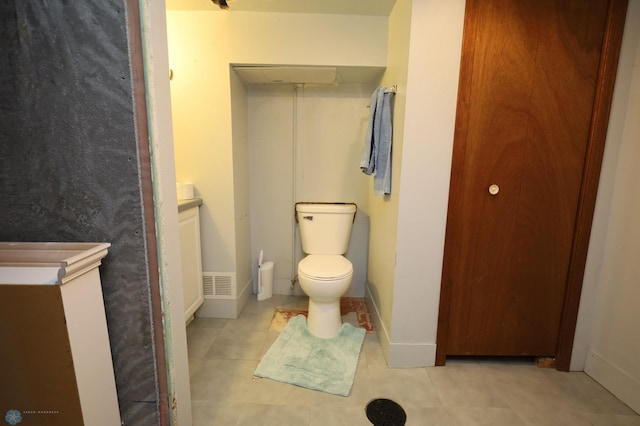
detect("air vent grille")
(202, 272), (236, 300)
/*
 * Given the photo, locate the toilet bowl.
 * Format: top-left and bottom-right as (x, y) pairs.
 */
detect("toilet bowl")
(295, 202), (357, 338)
(298, 254), (353, 338)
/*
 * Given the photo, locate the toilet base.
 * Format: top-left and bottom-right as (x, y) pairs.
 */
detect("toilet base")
(307, 298), (342, 338)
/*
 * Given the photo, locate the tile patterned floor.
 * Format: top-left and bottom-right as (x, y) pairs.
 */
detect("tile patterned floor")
(187, 295), (640, 425)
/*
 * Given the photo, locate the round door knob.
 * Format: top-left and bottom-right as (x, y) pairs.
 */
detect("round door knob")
(488, 184), (500, 195)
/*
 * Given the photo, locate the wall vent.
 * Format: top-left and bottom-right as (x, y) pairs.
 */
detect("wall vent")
(202, 272), (236, 300)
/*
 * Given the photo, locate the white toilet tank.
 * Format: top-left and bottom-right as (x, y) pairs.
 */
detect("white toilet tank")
(296, 203), (356, 255)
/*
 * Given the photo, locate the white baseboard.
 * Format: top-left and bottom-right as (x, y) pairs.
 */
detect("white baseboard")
(236, 278), (251, 314)
(365, 284), (437, 368)
(196, 279), (252, 319)
(364, 286), (391, 364)
(585, 349), (640, 414)
(388, 342), (437, 368)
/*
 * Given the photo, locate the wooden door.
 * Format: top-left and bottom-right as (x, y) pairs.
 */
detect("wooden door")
(437, 0), (628, 367)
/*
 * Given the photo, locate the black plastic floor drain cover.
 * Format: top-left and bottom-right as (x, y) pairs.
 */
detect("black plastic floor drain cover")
(365, 398), (407, 425)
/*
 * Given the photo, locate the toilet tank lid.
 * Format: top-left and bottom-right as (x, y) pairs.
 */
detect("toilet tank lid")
(295, 202), (356, 214)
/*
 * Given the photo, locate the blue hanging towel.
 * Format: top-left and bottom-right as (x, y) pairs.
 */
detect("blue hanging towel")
(360, 86), (393, 196)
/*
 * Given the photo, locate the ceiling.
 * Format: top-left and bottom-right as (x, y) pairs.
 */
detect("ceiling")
(165, 0), (397, 16)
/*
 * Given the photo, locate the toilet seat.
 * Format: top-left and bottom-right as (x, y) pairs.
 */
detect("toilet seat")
(298, 255), (352, 281)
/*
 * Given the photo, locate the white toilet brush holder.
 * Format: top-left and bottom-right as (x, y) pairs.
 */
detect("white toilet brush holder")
(257, 249), (274, 301)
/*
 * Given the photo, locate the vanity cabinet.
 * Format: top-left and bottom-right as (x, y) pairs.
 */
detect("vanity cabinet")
(178, 201), (204, 323)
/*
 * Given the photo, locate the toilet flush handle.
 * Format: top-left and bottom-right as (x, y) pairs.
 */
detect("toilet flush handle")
(303, 215), (314, 221)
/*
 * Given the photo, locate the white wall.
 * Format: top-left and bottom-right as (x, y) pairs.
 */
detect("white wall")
(365, 0), (412, 362)
(390, 0), (465, 366)
(575, 0), (640, 413)
(365, 0), (466, 367)
(248, 83), (374, 296)
(247, 84), (295, 296)
(230, 69), (253, 306)
(167, 12), (388, 286)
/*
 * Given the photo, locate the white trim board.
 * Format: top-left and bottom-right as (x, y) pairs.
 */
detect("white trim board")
(585, 349), (640, 414)
(365, 284), (437, 368)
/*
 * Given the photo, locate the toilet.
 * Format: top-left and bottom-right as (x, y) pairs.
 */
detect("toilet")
(296, 202), (356, 338)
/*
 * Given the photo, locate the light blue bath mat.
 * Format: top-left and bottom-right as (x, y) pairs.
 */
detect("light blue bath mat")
(254, 315), (366, 396)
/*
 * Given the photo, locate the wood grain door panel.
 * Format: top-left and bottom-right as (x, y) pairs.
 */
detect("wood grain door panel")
(443, 0), (612, 356)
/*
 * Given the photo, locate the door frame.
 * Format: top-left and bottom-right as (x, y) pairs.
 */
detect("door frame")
(125, 2), (171, 422)
(436, 0), (629, 371)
